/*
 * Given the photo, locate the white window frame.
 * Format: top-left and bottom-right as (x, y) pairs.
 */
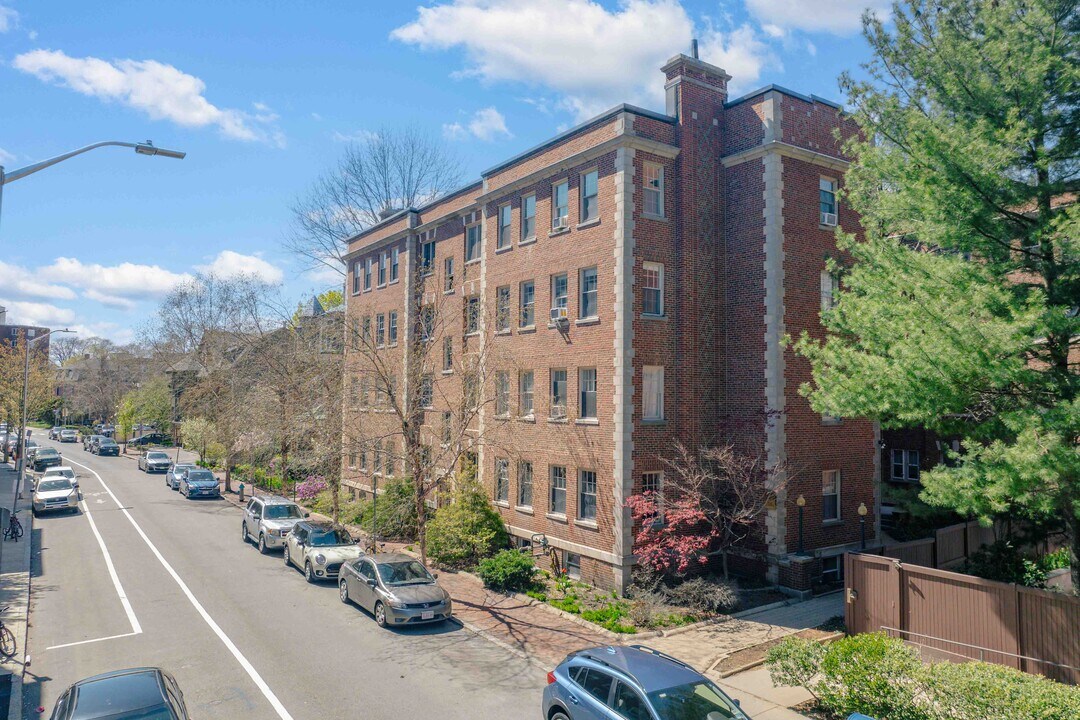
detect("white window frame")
(643, 162), (664, 217)
(465, 223), (482, 263)
(521, 194), (536, 242)
(643, 366), (664, 421)
(495, 371), (510, 416)
(378, 251), (388, 287)
(549, 466), (567, 515)
(551, 273), (568, 312)
(520, 280), (535, 327)
(579, 266), (598, 319)
(519, 370), (534, 417)
(642, 262), (664, 316)
(550, 369), (567, 419)
(820, 177), (837, 226)
(465, 294), (480, 335)
(821, 270), (840, 311)
(823, 470), (841, 522)
(376, 314), (385, 347)
(364, 258), (373, 291)
(443, 336), (453, 371)
(642, 471), (664, 520)
(497, 204), (512, 250)
(821, 555), (842, 583)
(388, 311), (398, 344)
(578, 469), (597, 521)
(390, 247), (399, 282)
(444, 257), (455, 292)
(517, 460), (533, 508)
(552, 180), (569, 229)
(564, 551), (581, 579)
(496, 285), (511, 332)
(495, 459), (509, 503)
(421, 238), (436, 275)
(579, 367), (597, 420)
(891, 449), (920, 482)
(352, 261), (361, 294)
(580, 169), (599, 223)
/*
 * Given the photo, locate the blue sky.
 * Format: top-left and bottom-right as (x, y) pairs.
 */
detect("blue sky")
(0, 0), (885, 343)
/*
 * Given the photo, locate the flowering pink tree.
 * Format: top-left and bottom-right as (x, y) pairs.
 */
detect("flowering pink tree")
(296, 475), (328, 502)
(626, 492), (715, 575)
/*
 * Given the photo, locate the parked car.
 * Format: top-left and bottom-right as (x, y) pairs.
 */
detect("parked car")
(338, 553), (452, 628)
(129, 433), (172, 448)
(48, 667), (190, 720)
(32, 447), (64, 472)
(24, 440), (40, 462)
(59, 428), (78, 443)
(138, 451), (172, 473)
(42, 465), (79, 490)
(48, 426), (64, 440)
(166, 463), (196, 490)
(94, 438), (120, 456)
(32, 475), (79, 516)
(179, 468), (220, 499)
(284, 521), (363, 583)
(543, 645), (751, 720)
(241, 496), (306, 554)
(83, 434), (104, 452)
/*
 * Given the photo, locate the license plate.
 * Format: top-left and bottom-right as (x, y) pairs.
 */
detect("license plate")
(421, 611), (434, 620)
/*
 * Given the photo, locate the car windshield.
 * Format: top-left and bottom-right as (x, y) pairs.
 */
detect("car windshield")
(38, 478), (73, 492)
(264, 504), (302, 519)
(147, 452), (169, 459)
(173, 464), (195, 473)
(308, 528), (352, 546)
(187, 471), (216, 482)
(646, 681), (744, 720)
(100, 440), (117, 447)
(377, 560), (434, 586)
(37, 449), (58, 457)
(45, 469), (75, 479)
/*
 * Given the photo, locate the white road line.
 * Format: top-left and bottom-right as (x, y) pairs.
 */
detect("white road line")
(79, 501), (143, 636)
(64, 457), (295, 720)
(46, 631), (138, 651)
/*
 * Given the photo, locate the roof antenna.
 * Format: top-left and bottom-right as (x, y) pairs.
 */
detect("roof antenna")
(690, 38), (699, 59)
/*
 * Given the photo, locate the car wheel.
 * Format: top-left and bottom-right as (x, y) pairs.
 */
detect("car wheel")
(283, 545), (292, 567)
(374, 601), (387, 628)
(258, 534), (269, 555)
(241, 523), (248, 543)
(550, 711), (571, 720)
(304, 562), (316, 584)
(339, 580), (350, 604)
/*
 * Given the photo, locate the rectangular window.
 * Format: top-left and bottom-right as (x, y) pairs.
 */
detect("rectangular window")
(820, 177), (837, 225)
(579, 266), (597, 318)
(378, 252), (387, 286)
(390, 247), (399, 282)
(821, 270), (840, 311)
(579, 368), (597, 420)
(465, 224), (482, 262)
(385, 442), (394, 476)
(348, 451), (357, 469)
(552, 181), (569, 228)
(376, 314), (385, 347)
(495, 372), (510, 416)
(443, 337), (453, 371)
(496, 285), (511, 331)
(465, 295), (480, 334)
(444, 257), (454, 292)
(388, 311), (398, 344)
(362, 316), (371, 344)
(643, 366), (664, 421)
(520, 280), (535, 327)
(550, 466), (567, 514)
(421, 239), (436, 274)
(517, 461), (533, 507)
(821, 556), (843, 583)
(642, 471), (664, 520)
(420, 374), (434, 409)
(359, 449), (367, 471)
(580, 170), (599, 223)
(551, 273), (568, 313)
(464, 372), (479, 409)
(643, 262), (664, 316)
(521, 194), (536, 241)
(564, 551), (580, 579)
(441, 411), (452, 445)
(550, 369), (567, 418)
(359, 375), (369, 408)
(823, 470), (841, 522)
(519, 370), (534, 416)
(420, 305), (434, 342)
(364, 258), (372, 291)
(578, 470), (597, 521)
(498, 205), (512, 250)
(495, 459), (509, 503)
(891, 450), (920, 482)
(644, 163), (664, 217)
(387, 375), (397, 407)
(373, 443), (382, 475)
(352, 261), (361, 294)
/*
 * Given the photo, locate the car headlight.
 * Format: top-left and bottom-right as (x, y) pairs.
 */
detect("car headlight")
(269, 528), (281, 536)
(387, 599), (407, 609)
(315, 554), (327, 565)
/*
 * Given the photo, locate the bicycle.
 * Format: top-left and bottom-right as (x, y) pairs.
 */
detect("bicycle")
(3, 512), (23, 543)
(0, 607), (16, 657)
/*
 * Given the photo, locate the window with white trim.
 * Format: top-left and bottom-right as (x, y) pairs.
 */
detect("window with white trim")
(441, 411), (452, 445)
(642, 262), (664, 316)
(644, 163), (664, 217)
(362, 316), (371, 344)
(579, 266), (598, 319)
(378, 252), (387, 286)
(821, 555), (843, 583)
(390, 247), (399, 282)
(465, 223), (482, 262)
(376, 314), (385, 347)
(420, 305), (434, 342)
(578, 469), (597, 521)
(465, 294), (480, 334)
(419, 374), (434, 409)
(495, 371), (510, 416)
(517, 461), (533, 507)
(388, 311), (398, 344)
(820, 177), (837, 225)
(580, 170), (599, 223)
(579, 367), (597, 420)
(519, 370), (534, 416)
(564, 551), (580, 579)
(421, 237), (436, 274)
(642, 472), (664, 521)
(550, 369), (567, 418)
(521, 194), (536, 241)
(550, 466), (567, 514)
(364, 258), (373, 291)
(821, 270), (840, 311)
(497, 205), (512, 250)
(552, 181), (569, 228)
(352, 261), (361, 294)
(496, 285), (511, 331)
(643, 366), (664, 421)
(823, 470), (841, 522)
(891, 449), (920, 482)
(551, 273), (568, 314)
(443, 337), (453, 371)
(520, 280), (535, 327)
(358, 449), (366, 471)
(444, 257), (454, 292)
(495, 459), (509, 503)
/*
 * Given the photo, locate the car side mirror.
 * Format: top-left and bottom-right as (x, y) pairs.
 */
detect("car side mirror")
(432, 573), (439, 579)
(367, 578), (377, 587)
(304, 511), (310, 518)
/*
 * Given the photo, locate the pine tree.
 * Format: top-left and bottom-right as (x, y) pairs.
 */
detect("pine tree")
(795, 0), (1079, 587)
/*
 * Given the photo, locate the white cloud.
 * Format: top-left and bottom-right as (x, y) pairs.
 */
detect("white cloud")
(39, 257), (192, 297)
(761, 23), (786, 39)
(392, 0), (694, 121)
(0, 5), (18, 33)
(442, 122), (467, 141)
(806, 40), (818, 57)
(745, 0), (891, 35)
(0, 261), (76, 300)
(311, 112), (323, 121)
(196, 250), (284, 285)
(444, 107), (512, 141)
(83, 288), (138, 310)
(12, 49), (284, 145)
(0, 146), (16, 165)
(698, 22), (779, 97)
(0, 299), (76, 327)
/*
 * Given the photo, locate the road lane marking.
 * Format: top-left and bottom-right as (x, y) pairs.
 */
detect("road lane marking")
(63, 457), (295, 720)
(47, 631), (138, 651)
(78, 500), (143, 635)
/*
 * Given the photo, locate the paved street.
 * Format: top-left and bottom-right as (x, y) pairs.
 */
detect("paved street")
(24, 437), (543, 719)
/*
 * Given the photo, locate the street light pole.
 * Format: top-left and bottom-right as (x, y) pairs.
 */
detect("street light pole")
(796, 494), (806, 556)
(858, 502), (868, 550)
(14, 328), (74, 509)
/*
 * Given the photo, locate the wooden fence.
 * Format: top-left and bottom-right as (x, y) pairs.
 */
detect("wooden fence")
(845, 553), (1080, 684)
(869, 520), (1002, 570)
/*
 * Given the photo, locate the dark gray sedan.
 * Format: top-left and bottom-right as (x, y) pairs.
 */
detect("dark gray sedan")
(179, 469), (220, 499)
(49, 666), (189, 719)
(338, 553), (452, 628)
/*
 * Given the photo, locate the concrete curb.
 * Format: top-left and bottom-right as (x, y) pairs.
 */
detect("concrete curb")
(1, 465), (33, 720)
(710, 630), (845, 678)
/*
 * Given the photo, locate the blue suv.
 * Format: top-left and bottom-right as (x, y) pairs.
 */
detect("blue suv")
(543, 645), (751, 720)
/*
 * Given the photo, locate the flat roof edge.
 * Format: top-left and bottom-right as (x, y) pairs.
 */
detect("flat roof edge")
(724, 84), (843, 110)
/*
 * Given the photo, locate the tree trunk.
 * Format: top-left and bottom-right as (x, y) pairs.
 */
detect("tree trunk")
(722, 550), (730, 581)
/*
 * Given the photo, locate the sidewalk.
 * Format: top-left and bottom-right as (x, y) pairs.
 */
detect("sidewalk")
(0, 462), (33, 720)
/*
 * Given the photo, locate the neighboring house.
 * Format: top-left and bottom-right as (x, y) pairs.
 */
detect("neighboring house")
(0, 306), (50, 355)
(342, 50), (877, 594)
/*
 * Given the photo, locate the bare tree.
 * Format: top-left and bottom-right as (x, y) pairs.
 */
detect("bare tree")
(50, 335), (90, 366)
(286, 126), (463, 278)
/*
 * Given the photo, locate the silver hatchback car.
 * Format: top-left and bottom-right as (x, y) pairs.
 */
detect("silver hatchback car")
(338, 553), (452, 628)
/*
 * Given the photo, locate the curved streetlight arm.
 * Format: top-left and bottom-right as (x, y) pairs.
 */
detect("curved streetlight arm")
(0, 140), (185, 186)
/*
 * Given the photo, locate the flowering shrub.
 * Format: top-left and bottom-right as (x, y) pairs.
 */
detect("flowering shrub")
(625, 492), (715, 576)
(296, 475), (328, 501)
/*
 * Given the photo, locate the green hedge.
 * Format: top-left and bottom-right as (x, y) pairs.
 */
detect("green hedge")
(477, 550), (537, 592)
(427, 480), (509, 569)
(766, 633), (1080, 720)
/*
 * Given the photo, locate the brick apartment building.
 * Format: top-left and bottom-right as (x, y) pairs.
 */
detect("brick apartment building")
(341, 51), (878, 594)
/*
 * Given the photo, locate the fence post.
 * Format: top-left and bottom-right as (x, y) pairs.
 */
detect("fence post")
(897, 561), (907, 642)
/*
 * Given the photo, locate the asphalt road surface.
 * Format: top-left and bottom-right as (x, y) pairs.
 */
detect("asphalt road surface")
(24, 437), (544, 719)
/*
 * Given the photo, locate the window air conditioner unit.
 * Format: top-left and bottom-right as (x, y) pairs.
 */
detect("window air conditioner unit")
(553, 216), (568, 230)
(550, 306), (569, 323)
(820, 212), (838, 227)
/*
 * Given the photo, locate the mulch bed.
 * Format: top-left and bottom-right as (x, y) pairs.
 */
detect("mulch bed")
(713, 616), (846, 675)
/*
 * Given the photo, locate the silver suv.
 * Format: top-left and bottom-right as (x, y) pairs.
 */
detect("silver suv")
(241, 496), (307, 554)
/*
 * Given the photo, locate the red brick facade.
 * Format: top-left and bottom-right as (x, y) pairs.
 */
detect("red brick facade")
(342, 54), (878, 594)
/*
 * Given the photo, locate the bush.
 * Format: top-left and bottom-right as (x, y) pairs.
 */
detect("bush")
(426, 480), (509, 569)
(665, 577), (740, 613)
(765, 637), (825, 700)
(371, 476), (418, 540)
(581, 602), (637, 634)
(296, 476), (329, 502)
(548, 596), (581, 614)
(921, 659), (1080, 720)
(968, 540), (1048, 588)
(477, 550), (537, 592)
(817, 633), (928, 720)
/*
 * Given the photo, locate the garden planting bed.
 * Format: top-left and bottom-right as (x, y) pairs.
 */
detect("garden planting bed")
(713, 616), (845, 676)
